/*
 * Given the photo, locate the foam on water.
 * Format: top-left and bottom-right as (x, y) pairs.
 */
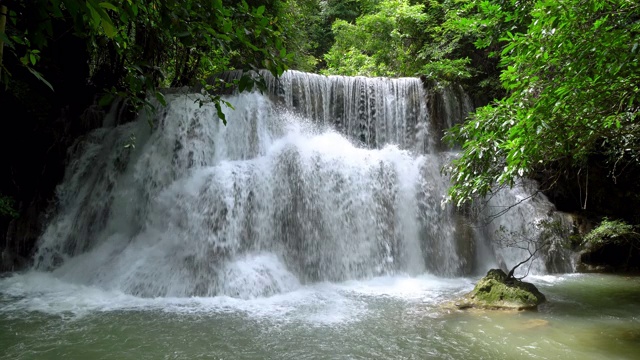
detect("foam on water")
(0, 271), (473, 326)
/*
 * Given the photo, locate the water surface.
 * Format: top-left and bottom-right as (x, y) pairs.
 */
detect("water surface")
(2, 273), (639, 359)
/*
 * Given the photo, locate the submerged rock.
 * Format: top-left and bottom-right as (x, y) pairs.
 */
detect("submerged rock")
(454, 269), (546, 310)
(521, 319), (549, 329)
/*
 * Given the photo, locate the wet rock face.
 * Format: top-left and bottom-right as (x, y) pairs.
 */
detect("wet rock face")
(578, 243), (640, 273)
(455, 269), (546, 310)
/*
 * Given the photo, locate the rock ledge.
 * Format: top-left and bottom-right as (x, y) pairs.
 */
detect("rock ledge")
(454, 269), (546, 310)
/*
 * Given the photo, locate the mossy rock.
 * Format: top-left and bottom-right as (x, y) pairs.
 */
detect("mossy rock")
(454, 269), (546, 310)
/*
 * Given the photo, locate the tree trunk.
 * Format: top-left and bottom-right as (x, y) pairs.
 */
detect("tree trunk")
(0, 5), (7, 83)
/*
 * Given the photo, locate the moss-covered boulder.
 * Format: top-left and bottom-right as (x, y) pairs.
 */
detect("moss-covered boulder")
(455, 269), (546, 310)
(578, 218), (640, 273)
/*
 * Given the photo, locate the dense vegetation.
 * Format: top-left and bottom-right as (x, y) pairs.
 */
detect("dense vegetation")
(444, 0), (640, 210)
(0, 0), (298, 226)
(0, 0), (293, 113)
(1, 0), (639, 269)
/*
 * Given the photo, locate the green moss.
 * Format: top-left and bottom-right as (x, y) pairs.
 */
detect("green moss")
(460, 269), (546, 310)
(484, 268), (508, 282)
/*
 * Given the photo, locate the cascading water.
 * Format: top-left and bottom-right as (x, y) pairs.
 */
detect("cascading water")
(265, 71), (431, 152)
(28, 71), (568, 299)
(481, 181), (576, 276)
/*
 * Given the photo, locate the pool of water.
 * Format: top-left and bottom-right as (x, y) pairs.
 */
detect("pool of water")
(1, 273), (639, 359)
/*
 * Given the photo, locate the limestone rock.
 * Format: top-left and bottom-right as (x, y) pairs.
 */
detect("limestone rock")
(455, 269), (546, 310)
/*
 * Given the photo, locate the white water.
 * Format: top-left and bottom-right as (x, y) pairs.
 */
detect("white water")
(264, 70), (432, 152)
(0, 270), (474, 322)
(31, 91), (464, 298)
(3, 72), (570, 310)
(482, 181), (576, 276)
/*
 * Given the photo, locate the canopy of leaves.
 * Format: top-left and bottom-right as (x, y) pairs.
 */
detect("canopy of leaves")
(323, 0), (428, 77)
(444, 0), (640, 207)
(1, 0), (291, 117)
(321, 0), (511, 98)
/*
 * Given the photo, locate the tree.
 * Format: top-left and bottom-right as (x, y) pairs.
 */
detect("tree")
(444, 0), (640, 208)
(321, 0), (509, 99)
(495, 219), (568, 279)
(323, 0), (429, 77)
(0, 0), (291, 119)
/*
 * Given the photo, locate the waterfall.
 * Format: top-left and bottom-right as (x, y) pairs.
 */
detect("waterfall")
(481, 181), (576, 276)
(31, 71), (568, 299)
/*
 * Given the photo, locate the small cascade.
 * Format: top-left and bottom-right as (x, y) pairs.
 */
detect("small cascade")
(35, 93), (281, 271)
(223, 70), (433, 152)
(424, 83), (474, 151)
(29, 70), (571, 299)
(435, 84), (474, 131)
(480, 180), (575, 276)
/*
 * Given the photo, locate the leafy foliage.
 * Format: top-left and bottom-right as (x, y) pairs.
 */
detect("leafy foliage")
(0, 194), (18, 218)
(1, 0), (291, 120)
(584, 218), (640, 247)
(323, 0), (428, 77)
(321, 0), (510, 98)
(444, 0), (640, 207)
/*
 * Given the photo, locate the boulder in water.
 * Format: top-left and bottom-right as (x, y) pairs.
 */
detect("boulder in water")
(454, 269), (546, 310)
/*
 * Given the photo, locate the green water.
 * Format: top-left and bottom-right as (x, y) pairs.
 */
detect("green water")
(1, 273), (639, 359)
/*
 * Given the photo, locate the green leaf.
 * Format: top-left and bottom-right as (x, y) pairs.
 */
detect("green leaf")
(99, 2), (119, 12)
(99, 93), (115, 107)
(215, 102), (227, 125)
(0, 33), (15, 49)
(155, 91), (167, 107)
(130, 3), (138, 16)
(63, 0), (81, 17)
(87, 0), (117, 37)
(223, 20), (232, 33)
(101, 18), (117, 38)
(239, 74), (258, 93)
(9, 10), (16, 18)
(50, 0), (64, 17)
(27, 67), (54, 91)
